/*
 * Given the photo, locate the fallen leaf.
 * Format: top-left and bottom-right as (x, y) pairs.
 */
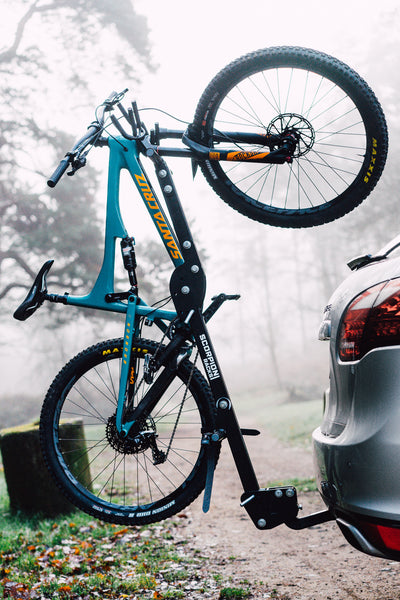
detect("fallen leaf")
(3, 581), (30, 600)
(58, 585), (72, 593)
(112, 527), (129, 537)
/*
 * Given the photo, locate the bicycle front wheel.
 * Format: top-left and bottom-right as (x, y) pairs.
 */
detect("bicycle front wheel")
(40, 338), (217, 525)
(192, 46), (388, 228)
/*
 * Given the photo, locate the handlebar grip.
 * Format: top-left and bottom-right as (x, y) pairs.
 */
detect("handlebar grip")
(47, 157), (70, 188)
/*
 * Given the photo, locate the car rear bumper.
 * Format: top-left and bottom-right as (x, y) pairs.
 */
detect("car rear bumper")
(313, 346), (400, 522)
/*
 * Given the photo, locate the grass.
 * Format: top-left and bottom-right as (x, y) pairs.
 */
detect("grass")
(235, 388), (323, 448)
(0, 471), (295, 600)
(0, 512), (177, 598)
(234, 388), (321, 494)
(0, 388), (319, 599)
(0, 473), (207, 600)
(0, 471), (292, 600)
(263, 398), (322, 447)
(264, 476), (318, 493)
(219, 587), (251, 599)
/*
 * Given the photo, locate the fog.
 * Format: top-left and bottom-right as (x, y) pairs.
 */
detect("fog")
(1, 0), (399, 426)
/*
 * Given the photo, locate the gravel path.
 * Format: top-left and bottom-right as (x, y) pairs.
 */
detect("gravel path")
(177, 428), (400, 599)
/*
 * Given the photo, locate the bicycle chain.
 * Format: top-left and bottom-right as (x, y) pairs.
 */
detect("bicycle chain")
(162, 348), (199, 461)
(131, 318), (199, 463)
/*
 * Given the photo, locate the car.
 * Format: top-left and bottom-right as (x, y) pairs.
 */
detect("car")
(313, 234), (400, 560)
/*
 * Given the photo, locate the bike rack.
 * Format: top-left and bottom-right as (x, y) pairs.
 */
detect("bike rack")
(241, 487), (334, 531)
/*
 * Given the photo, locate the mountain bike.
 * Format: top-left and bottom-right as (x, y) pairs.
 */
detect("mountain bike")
(14, 47), (388, 531)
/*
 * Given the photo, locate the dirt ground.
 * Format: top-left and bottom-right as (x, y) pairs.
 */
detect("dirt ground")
(177, 426), (400, 600)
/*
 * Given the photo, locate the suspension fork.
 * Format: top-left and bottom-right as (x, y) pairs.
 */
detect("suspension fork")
(115, 294), (139, 433)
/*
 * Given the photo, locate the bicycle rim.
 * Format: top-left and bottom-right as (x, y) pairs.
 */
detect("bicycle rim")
(194, 47), (388, 227)
(216, 71), (364, 204)
(40, 338), (215, 524)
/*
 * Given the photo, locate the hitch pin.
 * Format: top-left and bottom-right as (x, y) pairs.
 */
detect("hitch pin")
(240, 494), (255, 507)
(184, 309), (195, 324)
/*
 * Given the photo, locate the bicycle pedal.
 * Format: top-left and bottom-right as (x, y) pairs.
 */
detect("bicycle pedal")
(240, 428), (260, 436)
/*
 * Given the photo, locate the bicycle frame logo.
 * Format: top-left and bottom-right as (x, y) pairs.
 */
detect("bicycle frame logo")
(209, 150), (270, 162)
(134, 173), (182, 261)
(199, 333), (221, 380)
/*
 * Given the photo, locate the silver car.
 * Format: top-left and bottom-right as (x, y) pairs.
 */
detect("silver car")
(313, 235), (400, 559)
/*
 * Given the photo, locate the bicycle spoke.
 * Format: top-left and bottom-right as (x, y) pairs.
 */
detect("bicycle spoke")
(81, 367), (118, 407)
(64, 390), (108, 422)
(210, 63), (367, 213)
(50, 340), (211, 519)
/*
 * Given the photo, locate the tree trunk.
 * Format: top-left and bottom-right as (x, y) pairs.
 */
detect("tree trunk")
(0, 419), (91, 517)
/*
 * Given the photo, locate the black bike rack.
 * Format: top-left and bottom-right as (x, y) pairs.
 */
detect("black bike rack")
(241, 486), (334, 530)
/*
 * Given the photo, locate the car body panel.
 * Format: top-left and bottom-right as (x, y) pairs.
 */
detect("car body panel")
(312, 250), (400, 557)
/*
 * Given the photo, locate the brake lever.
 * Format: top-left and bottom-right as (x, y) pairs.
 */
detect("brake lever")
(67, 153), (87, 176)
(103, 88), (128, 110)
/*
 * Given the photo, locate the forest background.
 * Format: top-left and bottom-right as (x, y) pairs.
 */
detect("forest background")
(1, 0), (399, 427)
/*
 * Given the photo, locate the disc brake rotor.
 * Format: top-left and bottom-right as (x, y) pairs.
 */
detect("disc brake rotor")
(267, 112), (315, 157)
(106, 414), (157, 455)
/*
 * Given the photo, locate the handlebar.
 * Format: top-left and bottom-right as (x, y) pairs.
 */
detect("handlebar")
(47, 89), (293, 189)
(47, 158), (70, 188)
(47, 90), (126, 188)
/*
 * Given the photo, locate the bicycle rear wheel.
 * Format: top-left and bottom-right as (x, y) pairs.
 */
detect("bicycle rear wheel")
(40, 338), (217, 525)
(192, 46), (388, 228)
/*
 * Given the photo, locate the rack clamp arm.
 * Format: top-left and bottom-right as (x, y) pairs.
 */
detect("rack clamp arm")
(203, 293), (240, 323)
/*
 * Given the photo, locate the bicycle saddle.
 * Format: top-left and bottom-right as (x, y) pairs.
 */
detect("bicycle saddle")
(13, 260), (54, 321)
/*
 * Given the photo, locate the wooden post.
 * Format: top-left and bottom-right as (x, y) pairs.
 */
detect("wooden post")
(0, 419), (91, 517)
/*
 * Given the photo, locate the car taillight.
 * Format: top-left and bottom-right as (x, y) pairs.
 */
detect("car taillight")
(339, 278), (400, 361)
(362, 522), (400, 552)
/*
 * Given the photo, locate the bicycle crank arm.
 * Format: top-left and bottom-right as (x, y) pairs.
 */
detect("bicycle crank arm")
(202, 443), (219, 513)
(201, 429), (226, 513)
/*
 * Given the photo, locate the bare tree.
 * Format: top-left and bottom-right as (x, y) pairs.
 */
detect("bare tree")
(0, 1), (158, 317)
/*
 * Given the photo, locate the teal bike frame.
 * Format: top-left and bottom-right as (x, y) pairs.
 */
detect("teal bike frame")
(66, 137), (183, 313)
(65, 137), (187, 434)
